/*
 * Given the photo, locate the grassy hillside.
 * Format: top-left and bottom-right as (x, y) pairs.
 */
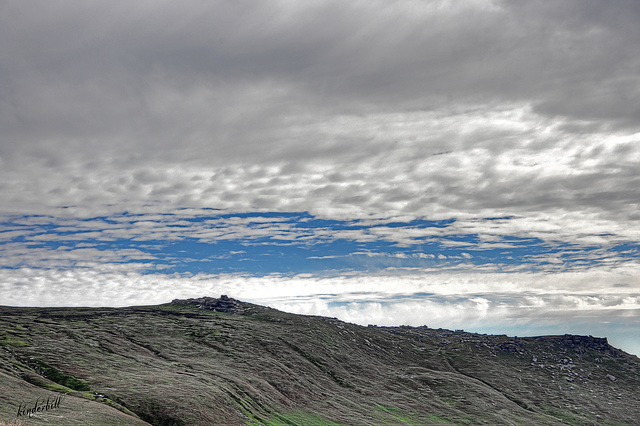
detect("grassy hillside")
(1, 296), (638, 425)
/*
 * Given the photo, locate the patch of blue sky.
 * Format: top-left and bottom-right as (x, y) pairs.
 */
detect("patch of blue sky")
(85, 237), (616, 275)
(2, 212), (639, 275)
(609, 242), (640, 255)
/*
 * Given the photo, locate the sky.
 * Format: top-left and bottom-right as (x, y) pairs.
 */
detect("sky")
(1, 0), (639, 356)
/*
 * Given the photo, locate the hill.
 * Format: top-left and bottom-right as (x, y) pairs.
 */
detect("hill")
(1, 296), (638, 425)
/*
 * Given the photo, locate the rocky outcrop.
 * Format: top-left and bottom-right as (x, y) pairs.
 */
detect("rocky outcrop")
(171, 295), (246, 313)
(561, 334), (607, 350)
(499, 338), (525, 354)
(557, 334), (623, 357)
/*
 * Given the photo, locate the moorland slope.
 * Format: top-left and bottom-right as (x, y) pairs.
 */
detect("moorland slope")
(1, 296), (638, 425)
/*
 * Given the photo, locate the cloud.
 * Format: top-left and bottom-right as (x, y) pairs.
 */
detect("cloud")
(1, 265), (639, 355)
(1, 0), (640, 355)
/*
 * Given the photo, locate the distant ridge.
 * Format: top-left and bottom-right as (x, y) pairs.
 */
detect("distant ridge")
(1, 296), (639, 424)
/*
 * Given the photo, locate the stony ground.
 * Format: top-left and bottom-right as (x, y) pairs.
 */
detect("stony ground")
(1, 296), (638, 425)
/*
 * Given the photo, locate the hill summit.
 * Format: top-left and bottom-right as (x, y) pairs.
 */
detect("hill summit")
(1, 296), (639, 424)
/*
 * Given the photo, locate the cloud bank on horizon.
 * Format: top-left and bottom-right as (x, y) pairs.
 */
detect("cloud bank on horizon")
(1, 1), (639, 354)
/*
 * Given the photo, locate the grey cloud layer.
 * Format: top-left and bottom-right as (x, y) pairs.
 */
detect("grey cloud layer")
(4, 0), (639, 139)
(1, 1), (639, 237)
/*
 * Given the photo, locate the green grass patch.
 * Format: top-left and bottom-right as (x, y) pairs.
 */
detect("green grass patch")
(265, 410), (343, 426)
(0, 333), (29, 347)
(41, 382), (74, 392)
(376, 404), (402, 414)
(33, 361), (91, 391)
(375, 405), (415, 423)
